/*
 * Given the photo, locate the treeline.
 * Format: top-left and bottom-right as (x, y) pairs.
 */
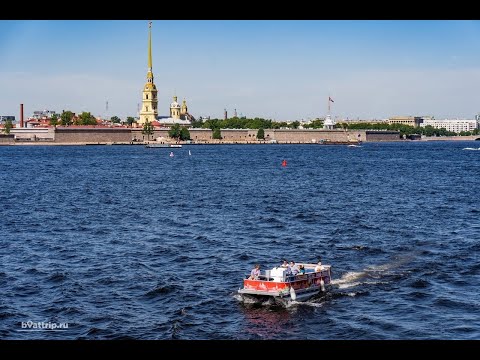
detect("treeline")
(190, 117), (325, 130)
(48, 111), (137, 127)
(49, 111), (97, 126)
(338, 122), (479, 137)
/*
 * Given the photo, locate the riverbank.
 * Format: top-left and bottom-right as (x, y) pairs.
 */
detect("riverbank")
(1, 128), (478, 145)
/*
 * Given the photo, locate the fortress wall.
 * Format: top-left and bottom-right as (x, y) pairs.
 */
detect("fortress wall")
(269, 129), (363, 143)
(0, 134), (15, 143)
(365, 131), (401, 142)
(54, 128), (132, 143)
(21, 127), (401, 144)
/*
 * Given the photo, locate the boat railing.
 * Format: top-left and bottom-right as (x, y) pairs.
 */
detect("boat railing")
(245, 266), (331, 283)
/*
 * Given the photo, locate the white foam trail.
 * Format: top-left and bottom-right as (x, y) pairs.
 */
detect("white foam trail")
(232, 294), (243, 302)
(332, 253), (417, 291)
(336, 281), (362, 289)
(331, 271), (367, 286)
(296, 301), (324, 308)
(364, 280), (390, 286)
(365, 264), (391, 272)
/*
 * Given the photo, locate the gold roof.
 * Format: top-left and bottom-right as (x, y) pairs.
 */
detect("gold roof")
(144, 83), (157, 90)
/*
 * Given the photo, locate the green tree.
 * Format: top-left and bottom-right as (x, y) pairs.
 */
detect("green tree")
(142, 120), (154, 141)
(126, 117), (135, 127)
(306, 118), (324, 129)
(202, 119), (221, 130)
(423, 125), (435, 137)
(190, 117), (203, 128)
(110, 116), (121, 124)
(212, 128), (222, 139)
(289, 121), (300, 129)
(49, 114), (59, 127)
(257, 128), (265, 139)
(3, 119), (13, 134)
(180, 127), (190, 141)
(79, 112), (97, 125)
(60, 111), (74, 126)
(168, 123), (181, 140)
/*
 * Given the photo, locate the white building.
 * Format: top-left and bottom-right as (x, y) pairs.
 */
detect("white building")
(323, 114), (335, 130)
(420, 119), (478, 133)
(31, 110), (56, 120)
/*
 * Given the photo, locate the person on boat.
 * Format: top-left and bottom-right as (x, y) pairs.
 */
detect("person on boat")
(249, 264), (261, 280)
(315, 260), (323, 272)
(298, 264), (306, 275)
(281, 259), (292, 274)
(290, 261), (300, 276)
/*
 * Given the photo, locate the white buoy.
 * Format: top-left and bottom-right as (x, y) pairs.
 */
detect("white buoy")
(290, 286), (297, 301)
(320, 278), (325, 292)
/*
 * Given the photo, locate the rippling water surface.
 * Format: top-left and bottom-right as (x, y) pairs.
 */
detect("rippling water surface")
(0, 142), (479, 339)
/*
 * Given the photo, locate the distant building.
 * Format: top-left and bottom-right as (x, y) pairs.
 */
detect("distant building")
(420, 119), (477, 133)
(0, 115), (15, 122)
(338, 119), (388, 124)
(169, 96), (193, 122)
(323, 114), (335, 130)
(31, 110), (56, 120)
(388, 116), (423, 127)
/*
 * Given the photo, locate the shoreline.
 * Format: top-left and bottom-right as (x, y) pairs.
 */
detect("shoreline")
(1, 138), (479, 146)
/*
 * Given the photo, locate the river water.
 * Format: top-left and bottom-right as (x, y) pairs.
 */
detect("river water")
(0, 141), (479, 339)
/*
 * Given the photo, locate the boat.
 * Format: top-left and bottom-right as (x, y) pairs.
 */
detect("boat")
(145, 143), (182, 148)
(319, 139), (361, 145)
(237, 262), (332, 306)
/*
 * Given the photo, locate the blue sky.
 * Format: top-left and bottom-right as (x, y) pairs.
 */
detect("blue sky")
(1, 20), (480, 121)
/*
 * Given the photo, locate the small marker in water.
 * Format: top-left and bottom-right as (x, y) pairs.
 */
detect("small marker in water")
(169, 152), (174, 157)
(281, 159), (287, 167)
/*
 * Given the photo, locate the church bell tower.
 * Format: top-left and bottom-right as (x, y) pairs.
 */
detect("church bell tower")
(138, 21), (158, 125)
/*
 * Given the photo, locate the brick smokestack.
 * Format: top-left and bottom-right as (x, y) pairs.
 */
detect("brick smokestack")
(20, 103), (24, 128)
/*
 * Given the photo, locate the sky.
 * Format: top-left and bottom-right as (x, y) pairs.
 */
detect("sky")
(1, 20), (480, 121)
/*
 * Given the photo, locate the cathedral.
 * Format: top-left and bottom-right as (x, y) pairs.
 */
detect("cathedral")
(138, 22), (193, 127)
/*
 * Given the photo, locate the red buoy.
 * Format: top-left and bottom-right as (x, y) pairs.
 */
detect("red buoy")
(281, 159), (287, 167)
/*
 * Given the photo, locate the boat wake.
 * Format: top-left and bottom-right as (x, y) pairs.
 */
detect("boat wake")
(286, 300), (324, 308)
(331, 252), (417, 289)
(462, 147), (480, 151)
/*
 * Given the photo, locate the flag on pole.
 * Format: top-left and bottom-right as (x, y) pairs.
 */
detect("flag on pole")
(329, 97), (334, 103)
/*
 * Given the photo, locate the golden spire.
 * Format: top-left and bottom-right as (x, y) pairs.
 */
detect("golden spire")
(148, 21), (152, 71)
